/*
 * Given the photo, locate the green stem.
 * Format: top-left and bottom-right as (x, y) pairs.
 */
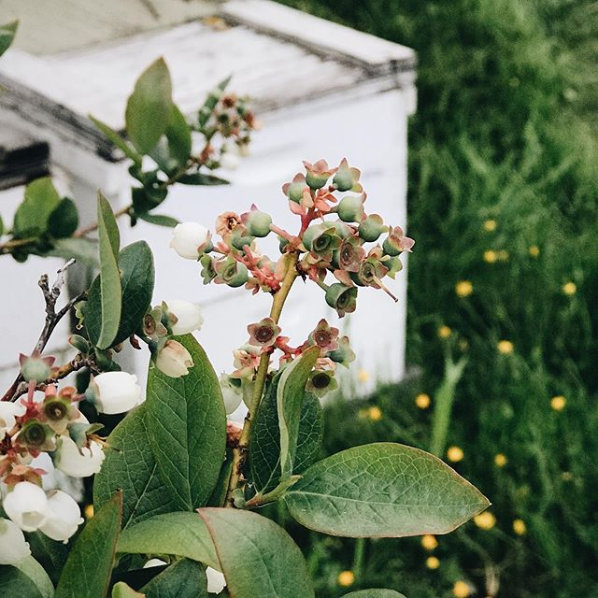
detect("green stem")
(352, 538), (366, 579)
(225, 252), (300, 506)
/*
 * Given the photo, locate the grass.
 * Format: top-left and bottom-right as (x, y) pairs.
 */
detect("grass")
(277, 0), (598, 596)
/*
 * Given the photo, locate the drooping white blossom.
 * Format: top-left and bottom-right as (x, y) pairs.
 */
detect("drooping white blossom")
(92, 372), (141, 415)
(39, 490), (84, 542)
(155, 340), (193, 378)
(3, 481), (48, 532)
(53, 436), (105, 478)
(170, 222), (211, 260)
(206, 567), (227, 594)
(166, 300), (204, 335)
(0, 518), (31, 564)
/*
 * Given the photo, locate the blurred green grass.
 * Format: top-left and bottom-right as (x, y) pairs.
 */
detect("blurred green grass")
(277, 0), (598, 596)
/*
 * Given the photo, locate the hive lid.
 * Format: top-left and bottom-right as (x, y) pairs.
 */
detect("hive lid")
(0, 0), (416, 161)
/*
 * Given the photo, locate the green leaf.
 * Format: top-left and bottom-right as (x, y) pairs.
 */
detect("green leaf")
(46, 237), (99, 267)
(141, 558), (208, 598)
(48, 197), (79, 239)
(14, 556), (54, 598)
(94, 404), (176, 529)
(117, 512), (219, 570)
(136, 212), (179, 228)
(146, 334), (226, 510)
(284, 442), (490, 538)
(13, 177), (61, 238)
(27, 531), (69, 585)
(95, 194), (122, 349)
(89, 115), (142, 166)
(165, 105), (192, 167)
(198, 508), (315, 598)
(341, 591), (406, 598)
(55, 492), (123, 598)
(177, 173), (229, 186)
(0, 565), (43, 598)
(277, 346), (320, 480)
(112, 582), (145, 598)
(251, 379), (323, 493)
(0, 21), (18, 57)
(125, 58), (173, 155)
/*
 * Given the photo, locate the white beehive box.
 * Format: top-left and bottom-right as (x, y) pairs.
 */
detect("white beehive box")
(0, 0), (416, 393)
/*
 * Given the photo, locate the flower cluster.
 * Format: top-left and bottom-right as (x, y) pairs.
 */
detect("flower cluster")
(0, 369), (142, 562)
(219, 317), (356, 414)
(198, 86), (258, 171)
(139, 299), (204, 378)
(170, 158), (414, 317)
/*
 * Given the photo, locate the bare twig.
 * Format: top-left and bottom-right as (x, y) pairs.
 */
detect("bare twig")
(1, 260), (87, 402)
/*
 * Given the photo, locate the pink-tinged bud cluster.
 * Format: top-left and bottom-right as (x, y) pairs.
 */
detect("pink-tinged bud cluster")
(0, 377), (125, 543)
(174, 159), (413, 318)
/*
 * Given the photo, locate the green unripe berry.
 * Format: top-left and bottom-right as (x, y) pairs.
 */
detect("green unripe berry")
(333, 169), (354, 192)
(20, 357), (51, 383)
(245, 210), (272, 237)
(337, 196), (364, 223)
(359, 214), (386, 242)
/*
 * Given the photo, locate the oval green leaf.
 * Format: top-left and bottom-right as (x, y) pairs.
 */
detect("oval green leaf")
(141, 558), (208, 598)
(0, 565), (43, 598)
(0, 21), (18, 57)
(251, 378), (323, 493)
(117, 512), (219, 571)
(125, 58), (173, 155)
(198, 508), (315, 598)
(277, 346), (320, 480)
(146, 334), (227, 510)
(94, 404), (176, 529)
(55, 492), (123, 598)
(13, 177), (61, 238)
(284, 442), (490, 538)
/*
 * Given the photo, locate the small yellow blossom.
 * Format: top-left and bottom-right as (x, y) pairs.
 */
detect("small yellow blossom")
(561, 471), (573, 481)
(358, 369), (371, 383)
(415, 393), (431, 409)
(338, 571), (355, 587)
(529, 245), (540, 258)
(497, 250), (510, 262)
(455, 281), (473, 298)
(421, 534), (438, 551)
(494, 453), (508, 468)
(483, 219), (497, 232)
(447, 446), (464, 463)
(453, 581), (471, 598)
(438, 325), (452, 339)
(474, 511), (496, 530)
(551, 395), (566, 411)
(513, 519), (527, 536)
(368, 406), (383, 421)
(84, 504), (94, 520)
(497, 340), (514, 355)
(562, 282), (577, 296)
(483, 250), (497, 263)
(426, 556), (440, 569)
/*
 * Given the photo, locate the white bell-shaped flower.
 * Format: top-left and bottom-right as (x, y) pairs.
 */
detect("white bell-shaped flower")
(0, 401), (26, 441)
(54, 436), (105, 478)
(206, 567), (227, 594)
(3, 481), (48, 532)
(170, 222), (210, 260)
(155, 340), (193, 378)
(38, 490), (84, 542)
(0, 518), (31, 564)
(166, 300), (204, 335)
(92, 372), (141, 415)
(219, 151), (240, 171)
(219, 375), (243, 415)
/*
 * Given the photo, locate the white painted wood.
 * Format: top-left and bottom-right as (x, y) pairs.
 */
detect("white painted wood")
(222, 0), (415, 71)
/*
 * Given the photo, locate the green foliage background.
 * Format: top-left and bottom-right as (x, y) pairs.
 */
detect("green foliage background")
(277, 0), (598, 596)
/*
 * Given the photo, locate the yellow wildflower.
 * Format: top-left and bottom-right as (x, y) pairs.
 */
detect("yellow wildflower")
(447, 446), (464, 463)
(551, 396), (566, 411)
(529, 245), (540, 258)
(426, 556), (440, 569)
(337, 571), (355, 587)
(453, 581), (471, 598)
(494, 453), (508, 468)
(483, 219), (497, 232)
(438, 325), (452, 339)
(513, 519), (527, 535)
(358, 369), (371, 383)
(368, 406), (383, 421)
(474, 511), (496, 530)
(415, 393), (431, 409)
(497, 340), (514, 355)
(84, 504), (94, 519)
(483, 250), (497, 263)
(562, 282), (577, 296)
(421, 534), (438, 551)
(455, 281), (473, 297)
